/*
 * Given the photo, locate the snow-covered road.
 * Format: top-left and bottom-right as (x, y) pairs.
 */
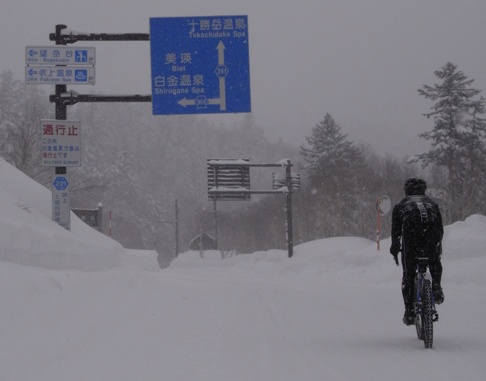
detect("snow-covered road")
(2, 239), (485, 381)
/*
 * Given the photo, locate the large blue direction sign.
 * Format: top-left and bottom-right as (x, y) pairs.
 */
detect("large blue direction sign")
(150, 16), (251, 115)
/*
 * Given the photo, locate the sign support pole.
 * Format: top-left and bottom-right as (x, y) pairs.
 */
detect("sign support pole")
(285, 160), (294, 258)
(54, 83), (67, 175)
(175, 199), (179, 258)
(54, 25), (67, 174)
(52, 29), (70, 228)
(213, 199), (218, 250)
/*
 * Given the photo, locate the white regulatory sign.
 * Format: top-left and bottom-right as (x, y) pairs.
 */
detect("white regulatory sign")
(41, 119), (81, 167)
(25, 46), (96, 66)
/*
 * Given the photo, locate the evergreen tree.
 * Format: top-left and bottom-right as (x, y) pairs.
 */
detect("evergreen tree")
(416, 62), (486, 222)
(299, 113), (365, 237)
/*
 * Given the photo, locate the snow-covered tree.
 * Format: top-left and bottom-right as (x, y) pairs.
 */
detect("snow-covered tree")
(299, 113), (367, 237)
(415, 62), (486, 222)
(300, 113), (363, 187)
(0, 70), (51, 182)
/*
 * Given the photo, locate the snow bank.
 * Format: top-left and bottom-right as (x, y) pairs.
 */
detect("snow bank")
(0, 159), (123, 271)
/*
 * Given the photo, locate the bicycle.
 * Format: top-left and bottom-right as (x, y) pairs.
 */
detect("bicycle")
(394, 254), (439, 348)
(414, 257), (439, 348)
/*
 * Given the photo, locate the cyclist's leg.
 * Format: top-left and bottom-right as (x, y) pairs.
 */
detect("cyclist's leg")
(429, 243), (444, 303)
(401, 243), (417, 322)
(429, 259), (442, 286)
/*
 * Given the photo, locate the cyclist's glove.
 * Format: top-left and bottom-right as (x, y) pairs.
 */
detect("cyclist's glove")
(390, 244), (400, 266)
(390, 244), (400, 256)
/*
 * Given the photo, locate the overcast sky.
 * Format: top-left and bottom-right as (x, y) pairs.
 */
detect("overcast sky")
(2, 0), (486, 157)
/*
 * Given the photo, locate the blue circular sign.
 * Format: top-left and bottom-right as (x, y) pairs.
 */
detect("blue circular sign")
(53, 176), (69, 191)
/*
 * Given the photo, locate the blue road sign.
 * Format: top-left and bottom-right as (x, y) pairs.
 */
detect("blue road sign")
(150, 16), (251, 115)
(53, 176), (69, 191)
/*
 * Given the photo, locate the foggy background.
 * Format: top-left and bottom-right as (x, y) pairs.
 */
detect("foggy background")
(2, 0), (486, 157)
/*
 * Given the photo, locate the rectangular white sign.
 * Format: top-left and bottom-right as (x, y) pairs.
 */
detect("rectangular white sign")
(41, 119), (81, 167)
(26, 66), (95, 85)
(52, 175), (70, 230)
(26, 46), (95, 65)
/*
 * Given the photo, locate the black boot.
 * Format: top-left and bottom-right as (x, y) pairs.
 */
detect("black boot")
(433, 283), (444, 304)
(402, 309), (415, 326)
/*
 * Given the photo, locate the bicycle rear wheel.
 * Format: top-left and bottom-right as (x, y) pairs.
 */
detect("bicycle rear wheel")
(423, 279), (434, 348)
(414, 278), (424, 341)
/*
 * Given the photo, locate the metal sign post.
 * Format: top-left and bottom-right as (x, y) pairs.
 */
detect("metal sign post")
(285, 160), (294, 258)
(207, 159), (297, 258)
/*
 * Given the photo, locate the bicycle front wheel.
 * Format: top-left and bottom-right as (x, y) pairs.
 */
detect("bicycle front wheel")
(423, 279), (434, 348)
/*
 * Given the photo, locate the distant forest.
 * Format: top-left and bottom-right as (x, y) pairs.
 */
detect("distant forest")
(2, 62), (486, 261)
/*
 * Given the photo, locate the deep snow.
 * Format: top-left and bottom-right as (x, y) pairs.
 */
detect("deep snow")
(1, 158), (485, 381)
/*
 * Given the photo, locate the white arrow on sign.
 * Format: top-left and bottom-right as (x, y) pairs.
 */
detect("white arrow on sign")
(178, 97), (222, 108)
(177, 41), (228, 110)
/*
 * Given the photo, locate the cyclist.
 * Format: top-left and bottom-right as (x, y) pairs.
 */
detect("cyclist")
(390, 178), (444, 325)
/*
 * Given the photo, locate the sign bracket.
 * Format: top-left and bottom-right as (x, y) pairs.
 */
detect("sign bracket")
(49, 93), (152, 106)
(49, 24), (149, 44)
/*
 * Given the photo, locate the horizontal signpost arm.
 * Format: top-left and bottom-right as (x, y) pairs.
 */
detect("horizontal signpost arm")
(50, 94), (152, 105)
(208, 163), (291, 168)
(50, 25), (149, 44)
(209, 189), (289, 195)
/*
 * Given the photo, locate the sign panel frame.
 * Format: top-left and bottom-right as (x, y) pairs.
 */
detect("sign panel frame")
(150, 15), (251, 115)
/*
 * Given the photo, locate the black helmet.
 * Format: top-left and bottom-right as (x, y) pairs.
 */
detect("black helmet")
(404, 177), (427, 195)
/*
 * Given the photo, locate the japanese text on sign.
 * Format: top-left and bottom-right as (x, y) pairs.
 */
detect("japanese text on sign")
(25, 66), (95, 85)
(41, 120), (81, 167)
(26, 46), (96, 65)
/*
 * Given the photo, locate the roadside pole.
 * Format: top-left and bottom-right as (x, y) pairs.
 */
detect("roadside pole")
(285, 160), (294, 258)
